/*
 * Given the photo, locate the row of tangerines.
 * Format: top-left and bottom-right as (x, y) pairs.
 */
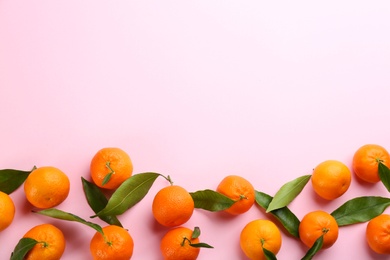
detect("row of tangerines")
(0, 144), (390, 259)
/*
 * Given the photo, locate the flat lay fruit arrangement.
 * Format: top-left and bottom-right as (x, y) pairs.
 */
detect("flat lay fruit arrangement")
(1, 144), (390, 259)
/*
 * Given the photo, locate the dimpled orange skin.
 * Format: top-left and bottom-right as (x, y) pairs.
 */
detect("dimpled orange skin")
(90, 147), (133, 190)
(240, 219), (282, 260)
(0, 191), (15, 232)
(216, 175), (255, 215)
(366, 214), (390, 254)
(24, 166), (70, 209)
(160, 227), (200, 260)
(90, 225), (134, 260)
(311, 160), (351, 200)
(353, 144), (390, 183)
(152, 185), (194, 227)
(23, 223), (66, 260)
(299, 210), (339, 249)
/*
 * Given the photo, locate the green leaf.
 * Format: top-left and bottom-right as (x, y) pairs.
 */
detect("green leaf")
(10, 237), (38, 260)
(81, 177), (122, 227)
(190, 242), (214, 248)
(101, 172), (113, 186)
(0, 168), (34, 194)
(331, 196), (390, 226)
(94, 172), (160, 217)
(255, 190), (300, 238)
(190, 189), (235, 212)
(266, 175), (311, 212)
(378, 162), (390, 192)
(34, 208), (104, 235)
(301, 235), (323, 260)
(263, 246), (277, 260)
(192, 226), (201, 239)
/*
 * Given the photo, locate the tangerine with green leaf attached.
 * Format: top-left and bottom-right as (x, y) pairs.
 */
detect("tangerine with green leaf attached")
(299, 210), (338, 249)
(152, 185), (194, 227)
(216, 175), (255, 215)
(240, 219), (282, 260)
(353, 144), (390, 183)
(366, 214), (390, 254)
(90, 147), (133, 189)
(160, 227), (201, 260)
(0, 191), (15, 232)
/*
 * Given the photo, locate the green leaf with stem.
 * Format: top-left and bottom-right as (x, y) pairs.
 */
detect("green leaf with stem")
(255, 190), (300, 238)
(378, 162), (390, 192)
(0, 167), (35, 194)
(10, 237), (38, 260)
(267, 175), (311, 212)
(301, 235), (324, 260)
(190, 189), (235, 212)
(331, 196), (390, 226)
(33, 208), (104, 236)
(101, 161), (115, 186)
(81, 177), (122, 227)
(93, 172), (163, 217)
(192, 226), (201, 239)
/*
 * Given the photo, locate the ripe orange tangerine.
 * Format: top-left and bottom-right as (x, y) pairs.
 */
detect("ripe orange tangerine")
(366, 214), (390, 254)
(160, 227), (200, 260)
(0, 191), (15, 232)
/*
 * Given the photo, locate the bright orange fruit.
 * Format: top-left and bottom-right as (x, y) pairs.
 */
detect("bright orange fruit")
(366, 214), (390, 254)
(160, 227), (200, 260)
(0, 191), (15, 232)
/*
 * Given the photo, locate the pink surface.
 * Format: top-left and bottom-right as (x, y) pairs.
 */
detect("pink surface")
(1, 1), (390, 259)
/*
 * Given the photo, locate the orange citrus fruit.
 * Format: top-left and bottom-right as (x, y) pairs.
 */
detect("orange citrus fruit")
(311, 160), (351, 200)
(0, 191), (15, 231)
(152, 185), (194, 227)
(353, 144), (390, 183)
(23, 223), (66, 260)
(24, 166), (70, 209)
(216, 175), (255, 215)
(90, 225), (134, 260)
(366, 214), (390, 254)
(160, 227), (200, 260)
(299, 210), (339, 249)
(90, 147), (133, 189)
(240, 219), (282, 260)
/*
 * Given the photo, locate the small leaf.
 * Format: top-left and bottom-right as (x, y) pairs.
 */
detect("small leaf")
(101, 172), (113, 186)
(34, 208), (104, 235)
(267, 175), (311, 212)
(0, 168), (34, 194)
(378, 162), (390, 192)
(190, 242), (214, 248)
(262, 246), (277, 260)
(192, 226), (201, 239)
(255, 190), (300, 238)
(331, 196), (390, 226)
(190, 189), (235, 212)
(94, 172), (160, 217)
(10, 237), (38, 260)
(301, 235), (323, 260)
(81, 177), (122, 227)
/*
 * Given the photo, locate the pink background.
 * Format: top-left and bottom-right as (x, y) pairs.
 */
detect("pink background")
(1, 1), (390, 259)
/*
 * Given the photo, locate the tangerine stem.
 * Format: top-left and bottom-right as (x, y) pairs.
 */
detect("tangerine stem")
(376, 157), (384, 163)
(181, 237), (191, 247)
(322, 227), (329, 234)
(38, 241), (49, 248)
(160, 174), (174, 185)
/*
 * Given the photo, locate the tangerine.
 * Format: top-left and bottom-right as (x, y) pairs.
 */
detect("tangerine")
(353, 144), (390, 183)
(366, 214), (390, 254)
(240, 219), (282, 260)
(311, 160), (351, 200)
(216, 175), (255, 215)
(160, 227), (200, 260)
(90, 147), (133, 189)
(90, 225), (134, 260)
(0, 191), (15, 232)
(24, 166), (70, 209)
(23, 223), (66, 260)
(152, 185), (194, 227)
(299, 210), (339, 249)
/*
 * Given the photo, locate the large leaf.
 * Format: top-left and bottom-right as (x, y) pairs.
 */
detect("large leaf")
(301, 235), (323, 260)
(34, 208), (103, 235)
(331, 196), (390, 226)
(378, 162), (390, 192)
(267, 175), (311, 212)
(255, 191), (300, 238)
(190, 189), (235, 212)
(10, 237), (38, 260)
(0, 168), (34, 194)
(81, 177), (122, 227)
(94, 172), (160, 217)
